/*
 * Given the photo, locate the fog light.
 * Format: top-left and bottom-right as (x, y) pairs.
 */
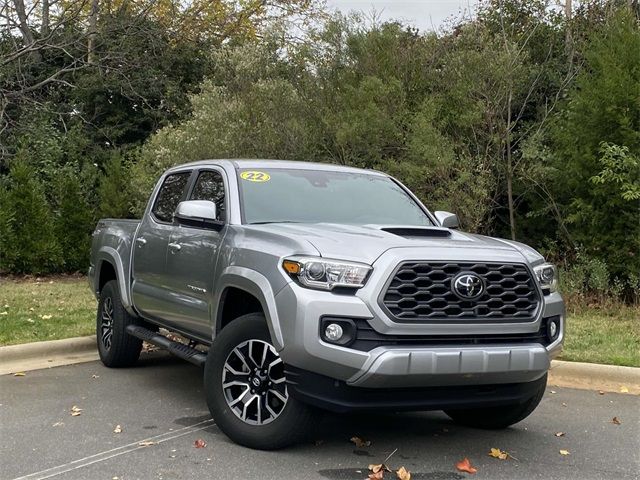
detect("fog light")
(547, 317), (560, 342)
(324, 323), (344, 342)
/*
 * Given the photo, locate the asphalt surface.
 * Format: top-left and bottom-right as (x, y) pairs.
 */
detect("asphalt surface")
(1, 351), (638, 480)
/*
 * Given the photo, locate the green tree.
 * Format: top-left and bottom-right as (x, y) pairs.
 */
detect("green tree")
(0, 161), (63, 273)
(551, 9), (640, 280)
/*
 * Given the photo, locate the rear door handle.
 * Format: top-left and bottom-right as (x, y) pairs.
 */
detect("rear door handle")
(135, 237), (147, 247)
(168, 242), (182, 253)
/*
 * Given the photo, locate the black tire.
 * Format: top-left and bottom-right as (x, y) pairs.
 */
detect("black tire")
(204, 313), (318, 450)
(444, 375), (547, 429)
(96, 280), (142, 368)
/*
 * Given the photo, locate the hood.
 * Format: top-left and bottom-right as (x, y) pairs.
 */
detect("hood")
(244, 223), (543, 265)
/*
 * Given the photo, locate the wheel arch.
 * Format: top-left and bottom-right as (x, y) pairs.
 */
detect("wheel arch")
(95, 247), (134, 313)
(213, 267), (284, 350)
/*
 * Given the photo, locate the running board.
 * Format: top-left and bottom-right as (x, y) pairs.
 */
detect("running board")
(125, 325), (207, 367)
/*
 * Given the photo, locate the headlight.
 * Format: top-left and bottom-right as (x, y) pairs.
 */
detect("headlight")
(534, 263), (558, 293)
(282, 256), (372, 291)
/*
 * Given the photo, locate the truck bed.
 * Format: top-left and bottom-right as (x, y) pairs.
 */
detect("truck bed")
(88, 218), (141, 307)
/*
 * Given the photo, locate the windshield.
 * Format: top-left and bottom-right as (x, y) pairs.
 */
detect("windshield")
(238, 168), (433, 226)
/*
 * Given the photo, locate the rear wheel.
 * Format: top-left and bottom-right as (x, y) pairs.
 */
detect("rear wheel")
(97, 280), (142, 368)
(444, 375), (547, 429)
(204, 313), (318, 449)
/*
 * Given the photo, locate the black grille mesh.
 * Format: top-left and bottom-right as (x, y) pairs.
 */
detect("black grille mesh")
(382, 262), (540, 322)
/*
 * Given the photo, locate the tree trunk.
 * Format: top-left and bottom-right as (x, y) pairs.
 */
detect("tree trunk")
(12, 0), (35, 45)
(12, 0), (41, 62)
(42, 0), (50, 36)
(87, 0), (100, 64)
(565, 0), (573, 64)
(506, 89), (516, 241)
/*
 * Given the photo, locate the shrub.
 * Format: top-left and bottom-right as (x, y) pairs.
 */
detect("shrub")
(0, 162), (63, 274)
(51, 168), (95, 272)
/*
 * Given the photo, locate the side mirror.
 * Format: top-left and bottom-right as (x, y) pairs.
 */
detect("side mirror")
(434, 211), (460, 229)
(174, 200), (222, 229)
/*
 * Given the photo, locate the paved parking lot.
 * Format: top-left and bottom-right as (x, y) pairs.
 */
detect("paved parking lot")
(1, 351), (638, 480)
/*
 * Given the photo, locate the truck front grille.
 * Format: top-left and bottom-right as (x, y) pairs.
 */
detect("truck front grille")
(381, 262), (540, 323)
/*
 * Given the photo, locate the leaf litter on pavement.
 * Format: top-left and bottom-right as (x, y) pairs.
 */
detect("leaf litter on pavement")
(351, 436), (371, 448)
(488, 447), (515, 460)
(456, 457), (477, 474)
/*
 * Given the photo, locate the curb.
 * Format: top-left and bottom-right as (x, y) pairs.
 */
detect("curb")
(549, 359), (640, 394)
(0, 336), (98, 376)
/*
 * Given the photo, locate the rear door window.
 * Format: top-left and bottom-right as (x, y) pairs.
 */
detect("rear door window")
(152, 172), (191, 223)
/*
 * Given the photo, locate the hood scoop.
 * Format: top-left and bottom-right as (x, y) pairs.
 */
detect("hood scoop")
(380, 226), (452, 239)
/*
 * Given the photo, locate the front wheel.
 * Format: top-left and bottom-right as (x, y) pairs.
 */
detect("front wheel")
(204, 313), (318, 449)
(444, 375), (547, 429)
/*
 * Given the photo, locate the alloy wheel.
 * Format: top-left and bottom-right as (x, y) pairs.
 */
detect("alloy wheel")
(100, 296), (114, 350)
(221, 339), (288, 425)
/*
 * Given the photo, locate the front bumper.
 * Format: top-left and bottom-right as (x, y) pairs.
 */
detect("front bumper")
(275, 281), (564, 389)
(285, 365), (548, 413)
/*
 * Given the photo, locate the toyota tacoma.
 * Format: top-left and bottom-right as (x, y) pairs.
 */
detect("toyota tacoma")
(89, 160), (565, 449)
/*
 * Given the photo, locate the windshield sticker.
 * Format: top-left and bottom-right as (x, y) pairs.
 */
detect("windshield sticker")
(240, 171), (271, 182)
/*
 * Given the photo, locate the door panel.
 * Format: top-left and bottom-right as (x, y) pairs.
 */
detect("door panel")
(163, 169), (228, 338)
(131, 171), (191, 320)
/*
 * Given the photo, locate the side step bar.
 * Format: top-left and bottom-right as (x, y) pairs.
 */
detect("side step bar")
(125, 325), (207, 367)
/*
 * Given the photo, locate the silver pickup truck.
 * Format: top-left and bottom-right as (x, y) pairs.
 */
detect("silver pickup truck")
(89, 159), (565, 449)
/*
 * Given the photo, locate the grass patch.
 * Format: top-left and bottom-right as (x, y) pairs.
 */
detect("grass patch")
(560, 302), (640, 367)
(0, 276), (638, 367)
(0, 275), (96, 346)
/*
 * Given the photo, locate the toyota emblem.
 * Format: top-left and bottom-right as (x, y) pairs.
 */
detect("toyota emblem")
(452, 273), (484, 299)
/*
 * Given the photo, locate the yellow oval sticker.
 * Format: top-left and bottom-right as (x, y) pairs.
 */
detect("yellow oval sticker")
(240, 171), (271, 182)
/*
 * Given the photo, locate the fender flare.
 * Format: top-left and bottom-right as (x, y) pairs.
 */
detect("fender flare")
(95, 247), (135, 314)
(214, 266), (285, 351)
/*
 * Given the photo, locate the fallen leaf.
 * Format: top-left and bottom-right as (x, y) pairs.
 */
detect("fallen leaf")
(368, 471), (384, 480)
(70, 405), (82, 416)
(351, 436), (371, 448)
(456, 458), (477, 474)
(396, 466), (411, 480)
(555, 432), (565, 437)
(620, 386), (629, 393)
(488, 448), (509, 460)
(138, 441), (156, 447)
(194, 439), (206, 448)
(559, 449), (570, 456)
(369, 464), (391, 474)
(114, 425), (122, 434)
(612, 417), (621, 425)
(13, 372), (26, 377)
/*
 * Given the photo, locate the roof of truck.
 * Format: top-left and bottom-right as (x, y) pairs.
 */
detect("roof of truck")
(167, 159), (387, 176)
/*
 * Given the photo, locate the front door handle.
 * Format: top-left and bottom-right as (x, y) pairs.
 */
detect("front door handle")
(135, 237), (147, 247)
(168, 242), (182, 253)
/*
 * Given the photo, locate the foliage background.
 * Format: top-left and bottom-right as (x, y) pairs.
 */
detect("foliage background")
(0, 0), (638, 301)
